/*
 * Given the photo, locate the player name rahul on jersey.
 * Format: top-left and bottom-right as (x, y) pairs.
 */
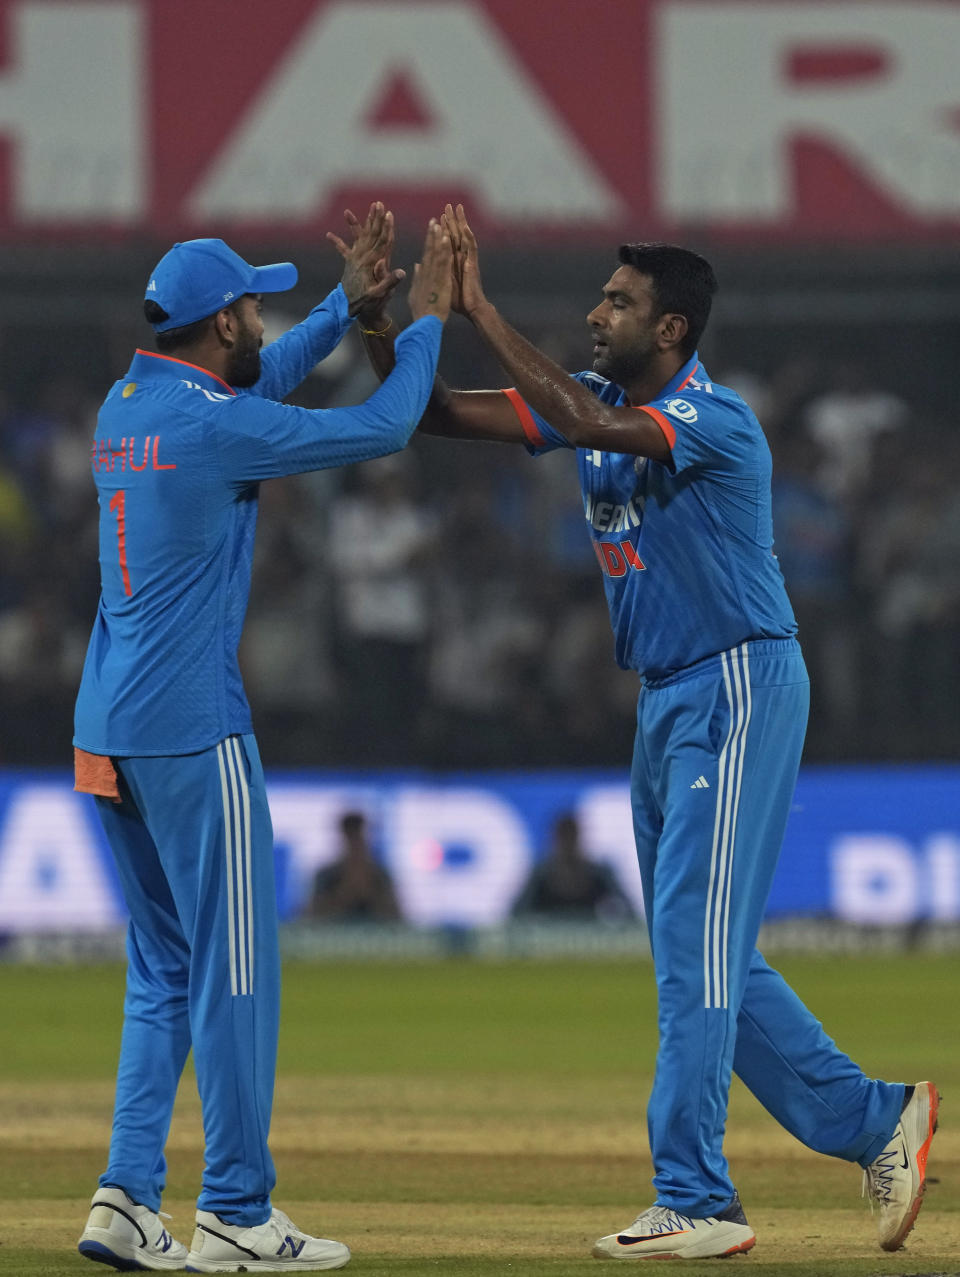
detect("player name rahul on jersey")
(91, 436), (177, 472)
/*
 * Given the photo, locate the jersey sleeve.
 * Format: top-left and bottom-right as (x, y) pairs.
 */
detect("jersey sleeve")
(501, 371), (607, 456)
(645, 392), (760, 476)
(213, 315), (442, 481)
(250, 285), (353, 402)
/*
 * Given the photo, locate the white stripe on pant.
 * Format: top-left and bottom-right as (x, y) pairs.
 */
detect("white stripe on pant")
(703, 644), (752, 1009)
(217, 739), (254, 997)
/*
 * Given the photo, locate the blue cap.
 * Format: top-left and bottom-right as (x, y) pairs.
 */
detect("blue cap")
(144, 238), (299, 332)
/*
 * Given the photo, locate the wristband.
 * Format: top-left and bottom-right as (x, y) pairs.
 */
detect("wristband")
(359, 317), (393, 337)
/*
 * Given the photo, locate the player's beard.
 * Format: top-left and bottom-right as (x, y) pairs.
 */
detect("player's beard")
(227, 326), (262, 388)
(592, 329), (658, 388)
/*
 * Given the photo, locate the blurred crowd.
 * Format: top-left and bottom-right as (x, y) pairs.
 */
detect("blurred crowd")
(308, 808), (633, 925)
(1, 321), (957, 768)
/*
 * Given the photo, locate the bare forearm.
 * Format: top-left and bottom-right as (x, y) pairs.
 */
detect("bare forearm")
(358, 323), (464, 437)
(438, 202), (670, 459)
(466, 300), (670, 459)
(358, 316), (397, 382)
(418, 374), (456, 435)
(420, 379), (528, 442)
(467, 300), (595, 441)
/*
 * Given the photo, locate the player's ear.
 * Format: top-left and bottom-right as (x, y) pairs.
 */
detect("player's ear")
(213, 307), (237, 347)
(658, 312), (688, 352)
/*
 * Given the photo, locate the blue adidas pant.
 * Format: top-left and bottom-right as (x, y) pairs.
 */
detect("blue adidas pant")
(94, 734), (279, 1225)
(631, 638), (903, 1216)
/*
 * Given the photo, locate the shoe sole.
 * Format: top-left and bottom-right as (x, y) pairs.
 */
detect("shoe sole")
(184, 1251), (351, 1272)
(881, 1081), (940, 1253)
(592, 1234), (756, 1260)
(184, 1264), (350, 1273)
(79, 1237), (153, 1270)
(79, 1233), (188, 1271)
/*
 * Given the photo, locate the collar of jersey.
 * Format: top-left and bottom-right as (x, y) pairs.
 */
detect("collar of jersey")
(661, 351), (701, 398)
(128, 349), (237, 396)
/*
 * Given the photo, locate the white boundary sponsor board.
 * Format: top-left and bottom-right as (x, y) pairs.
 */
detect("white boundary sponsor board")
(0, 2), (957, 241)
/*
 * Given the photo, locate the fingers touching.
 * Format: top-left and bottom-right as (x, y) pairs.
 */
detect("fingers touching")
(328, 201), (475, 320)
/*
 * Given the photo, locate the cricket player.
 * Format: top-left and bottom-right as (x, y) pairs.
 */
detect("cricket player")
(359, 204), (938, 1261)
(73, 208), (452, 1272)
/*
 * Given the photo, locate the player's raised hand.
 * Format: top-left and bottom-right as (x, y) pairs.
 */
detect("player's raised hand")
(408, 220), (453, 323)
(445, 203), (487, 318)
(326, 201), (405, 318)
(440, 205), (464, 314)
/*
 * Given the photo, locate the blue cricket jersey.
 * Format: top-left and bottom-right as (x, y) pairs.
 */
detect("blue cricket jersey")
(74, 286), (442, 756)
(511, 352), (797, 681)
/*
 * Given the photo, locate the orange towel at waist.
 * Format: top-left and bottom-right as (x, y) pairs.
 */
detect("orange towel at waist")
(74, 747), (122, 802)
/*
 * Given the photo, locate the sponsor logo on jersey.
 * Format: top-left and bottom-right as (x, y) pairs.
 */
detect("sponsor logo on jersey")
(663, 397), (698, 423)
(593, 539), (646, 578)
(585, 494), (643, 534)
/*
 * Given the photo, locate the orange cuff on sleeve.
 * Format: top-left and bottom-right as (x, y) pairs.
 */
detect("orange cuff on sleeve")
(74, 747), (122, 802)
(502, 387), (546, 446)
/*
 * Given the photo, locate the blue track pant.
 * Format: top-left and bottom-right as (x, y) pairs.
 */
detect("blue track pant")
(631, 639), (903, 1216)
(94, 734), (279, 1225)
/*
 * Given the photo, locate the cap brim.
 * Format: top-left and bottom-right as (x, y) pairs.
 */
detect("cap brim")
(250, 261), (298, 294)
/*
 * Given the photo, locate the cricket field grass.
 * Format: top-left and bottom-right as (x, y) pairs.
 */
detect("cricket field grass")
(0, 952), (956, 1276)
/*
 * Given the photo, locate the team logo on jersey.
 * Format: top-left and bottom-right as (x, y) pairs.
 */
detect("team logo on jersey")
(122, 383), (136, 398)
(663, 397), (698, 423)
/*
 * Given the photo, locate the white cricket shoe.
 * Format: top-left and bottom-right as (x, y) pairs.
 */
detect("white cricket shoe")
(77, 1184), (189, 1270)
(863, 1079), (939, 1251)
(185, 1206), (350, 1271)
(592, 1193), (756, 1259)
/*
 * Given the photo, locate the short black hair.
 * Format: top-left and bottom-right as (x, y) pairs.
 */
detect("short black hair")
(143, 298), (217, 353)
(617, 243), (718, 358)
